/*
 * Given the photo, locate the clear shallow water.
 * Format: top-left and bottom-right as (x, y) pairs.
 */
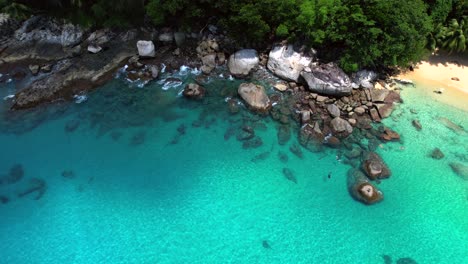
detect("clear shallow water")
(0, 70), (467, 264)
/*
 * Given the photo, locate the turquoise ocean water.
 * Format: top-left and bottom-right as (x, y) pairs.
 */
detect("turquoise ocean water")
(0, 68), (467, 264)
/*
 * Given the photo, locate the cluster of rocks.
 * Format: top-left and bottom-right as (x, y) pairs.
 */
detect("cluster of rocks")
(215, 44), (403, 204)
(0, 164), (47, 204)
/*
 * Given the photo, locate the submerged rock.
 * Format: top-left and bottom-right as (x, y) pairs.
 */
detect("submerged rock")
(282, 168), (297, 184)
(277, 125), (291, 145)
(289, 143), (304, 159)
(61, 170), (75, 179)
(267, 44), (313, 82)
(0, 195), (9, 204)
(17, 178), (46, 200)
(251, 151), (270, 163)
(0, 164), (24, 185)
(238, 83), (271, 112)
(379, 127), (400, 141)
(449, 162), (468, 180)
(262, 240), (271, 249)
(278, 151), (289, 163)
(362, 152), (391, 180)
(301, 63), (352, 96)
(347, 168), (383, 205)
(65, 119), (80, 133)
(183, 83), (206, 100)
(242, 136), (263, 149)
(437, 117), (466, 135)
(330, 117), (353, 138)
(228, 49), (259, 77)
(396, 258), (418, 264)
(430, 148), (444, 160)
(412, 120), (422, 131)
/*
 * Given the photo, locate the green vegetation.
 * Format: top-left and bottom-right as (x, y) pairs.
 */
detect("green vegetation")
(4, 0), (468, 71)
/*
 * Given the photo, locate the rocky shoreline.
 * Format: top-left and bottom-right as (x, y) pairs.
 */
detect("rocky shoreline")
(0, 15), (412, 205)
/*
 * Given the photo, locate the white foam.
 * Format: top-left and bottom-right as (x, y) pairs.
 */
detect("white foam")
(161, 63), (167, 73)
(3, 94), (14, 100)
(191, 67), (201, 75)
(219, 73), (224, 78)
(6, 78), (12, 83)
(162, 80), (183, 90)
(228, 75), (234, 81)
(73, 94), (88, 104)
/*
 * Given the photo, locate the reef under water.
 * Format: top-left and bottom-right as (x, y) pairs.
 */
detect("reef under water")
(0, 66), (466, 263)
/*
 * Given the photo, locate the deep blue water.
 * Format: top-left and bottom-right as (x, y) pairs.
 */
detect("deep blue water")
(0, 68), (467, 264)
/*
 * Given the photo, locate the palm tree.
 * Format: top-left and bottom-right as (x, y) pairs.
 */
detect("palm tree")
(439, 18), (468, 53)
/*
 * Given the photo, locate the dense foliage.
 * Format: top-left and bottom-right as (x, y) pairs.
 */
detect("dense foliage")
(3, 0), (468, 71)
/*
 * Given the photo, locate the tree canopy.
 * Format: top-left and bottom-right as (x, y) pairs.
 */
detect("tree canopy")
(2, 0), (467, 71)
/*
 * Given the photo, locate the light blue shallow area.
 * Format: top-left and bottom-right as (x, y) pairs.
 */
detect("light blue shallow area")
(0, 71), (467, 264)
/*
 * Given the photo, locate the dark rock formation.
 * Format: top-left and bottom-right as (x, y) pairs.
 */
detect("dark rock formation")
(412, 120), (422, 131)
(347, 169), (383, 205)
(449, 162), (468, 180)
(430, 148), (444, 160)
(61, 170), (75, 179)
(0, 164), (24, 185)
(242, 136), (263, 149)
(330, 117), (353, 138)
(183, 83), (206, 100)
(379, 127), (400, 141)
(278, 151), (289, 163)
(289, 143), (304, 159)
(361, 152), (391, 180)
(17, 178), (46, 200)
(301, 63), (352, 96)
(65, 119), (80, 133)
(282, 168), (297, 184)
(277, 125), (291, 145)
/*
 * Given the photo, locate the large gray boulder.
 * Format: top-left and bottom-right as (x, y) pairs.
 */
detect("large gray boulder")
(354, 70), (378, 89)
(137, 40), (155, 57)
(330, 117), (353, 137)
(14, 16), (83, 47)
(228, 49), (259, 77)
(238, 83), (271, 112)
(301, 63), (352, 96)
(267, 45), (313, 82)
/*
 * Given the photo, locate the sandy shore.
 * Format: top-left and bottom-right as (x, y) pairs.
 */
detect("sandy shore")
(398, 52), (468, 111)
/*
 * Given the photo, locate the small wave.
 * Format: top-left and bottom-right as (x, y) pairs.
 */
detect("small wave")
(162, 80), (183, 90)
(219, 73), (224, 78)
(228, 75), (234, 81)
(3, 94), (14, 100)
(161, 63), (167, 73)
(191, 68), (201, 75)
(73, 94), (88, 104)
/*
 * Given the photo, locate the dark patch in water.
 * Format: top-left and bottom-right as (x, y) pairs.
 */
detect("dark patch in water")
(64, 119), (80, 133)
(177, 124), (187, 135)
(0, 164), (24, 185)
(251, 151), (270, 163)
(289, 144), (303, 159)
(110, 131), (122, 141)
(382, 255), (392, 264)
(0, 195), (9, 204)
(282, 168), (297, 184)
(17, 178), (46, 200)
(130, 131), (146, 146)
(61, 170), (75, 179)
(278, 151), (289, 163)
(224, 126), (236, 141)
(396, 257), (418, 264)
(262, 240), (271, 249)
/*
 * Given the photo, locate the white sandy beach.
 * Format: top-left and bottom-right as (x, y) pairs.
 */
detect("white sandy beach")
(398, 52), (468, 111)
